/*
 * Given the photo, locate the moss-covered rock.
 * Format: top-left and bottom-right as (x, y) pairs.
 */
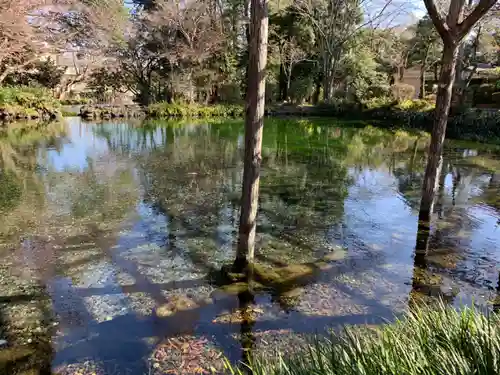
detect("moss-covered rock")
(80, 105), (146, 119)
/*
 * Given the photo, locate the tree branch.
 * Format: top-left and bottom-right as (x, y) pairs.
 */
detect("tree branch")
(457, 0), (498, 40)
(423, 0), (451, 43)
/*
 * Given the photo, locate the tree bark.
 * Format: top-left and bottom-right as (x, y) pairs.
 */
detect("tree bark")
(399, 66), (405, 82)
(419, 43), (459, 222)
(419, 63), (426, 99)
(234, 0), (268, 271)
(312, 79), (321, 104)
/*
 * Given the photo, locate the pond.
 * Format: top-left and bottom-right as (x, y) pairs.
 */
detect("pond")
(0, 117), (499, 374)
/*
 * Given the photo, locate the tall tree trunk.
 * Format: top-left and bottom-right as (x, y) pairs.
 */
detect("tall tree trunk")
(234, 0), (268, 271)
(399, 66), (405, 82)
(286, 67), (292, 102)
(312, 79), (321, 104)
(419, 43), (460, 222)
(0, 69), (11, 84)
(419, 63), (426, 99)
(279, 62), (287, 101)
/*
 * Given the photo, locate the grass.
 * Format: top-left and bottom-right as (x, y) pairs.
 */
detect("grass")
(227, 302), (500, 375)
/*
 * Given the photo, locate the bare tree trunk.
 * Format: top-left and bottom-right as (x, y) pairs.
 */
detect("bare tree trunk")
(0, 69), (10, 84)
(419, 64), (426, 99)
(419, 43), (460, 222)
(234, 0), (268, 271)
(286, 67), (292, 102)
(312, 78), (321, 104)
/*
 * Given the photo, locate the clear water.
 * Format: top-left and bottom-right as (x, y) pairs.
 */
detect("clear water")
(0, 117), (499, 374)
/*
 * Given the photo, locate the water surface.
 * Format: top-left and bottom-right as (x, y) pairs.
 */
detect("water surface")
(0, 118), (499, 374)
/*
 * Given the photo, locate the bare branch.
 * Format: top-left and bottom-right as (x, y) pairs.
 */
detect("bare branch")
(423, 0), (452, 42)
(458, 0), (498, 39)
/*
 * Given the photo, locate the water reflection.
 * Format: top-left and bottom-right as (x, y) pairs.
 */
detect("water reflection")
(0, 118), (498, 373)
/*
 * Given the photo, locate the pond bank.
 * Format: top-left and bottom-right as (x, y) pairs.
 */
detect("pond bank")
(0, 87), (60, 122)
(78, 102), (500, 144)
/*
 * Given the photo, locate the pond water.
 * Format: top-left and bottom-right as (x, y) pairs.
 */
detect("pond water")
(0, 117), (499, 374)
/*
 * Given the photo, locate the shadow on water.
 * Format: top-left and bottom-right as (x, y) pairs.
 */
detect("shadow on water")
(0, 118), (499, 373)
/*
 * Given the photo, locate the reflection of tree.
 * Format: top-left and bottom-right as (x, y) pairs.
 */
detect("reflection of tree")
(410, 148), (498, 307)
(0, 122), (66, 237)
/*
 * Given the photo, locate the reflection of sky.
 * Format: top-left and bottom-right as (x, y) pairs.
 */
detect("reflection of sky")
(344, 168), (415, 276)
(33, 120), (500, 302)
(343, 165), (500, 290)
(43, 118), (110, 172)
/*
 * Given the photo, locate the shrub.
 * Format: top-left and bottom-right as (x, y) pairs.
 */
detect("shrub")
(314, 100), (360, 116)
(289, 77), (314, 104)
(146, 102), (244, 118)
(363, 96), (395, 110)
(218, 84), (242, 104)
(235, 302), (500, 375)
(0, 86), (59, 110)
(424, 94), (436, 103)
(390, 83), (415, 101)
(395, 99), (435, 112)
(266, 82), (280, 103)
(60, 98), (91, 105)
(366, 84), (391, 99)
(492, 92), (500, 105)
(474, 83), (496, 104)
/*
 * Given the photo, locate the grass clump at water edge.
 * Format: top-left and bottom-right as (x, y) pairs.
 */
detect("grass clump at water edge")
(226, 302), (500, 374)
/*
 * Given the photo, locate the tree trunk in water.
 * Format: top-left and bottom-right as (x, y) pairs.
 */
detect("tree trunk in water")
(419, 43), (460, 222)
(234, 0), (268, 271)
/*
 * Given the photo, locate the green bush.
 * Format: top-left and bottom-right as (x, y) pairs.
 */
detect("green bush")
(363, 96), (395, 110)
(289, 77), (314, 104)
(474, 83), (496, 104)
(0, 86), (59, 110)
(60, 98), (91, 105)
(0, 86), (60, 119)
(218, 84), (242, 104)
(146, 102), (244, 118)
(492, 92), (500, 105)
(390, 83), (415, 101)
(235, 302), (500, 375)
(395, 99), (435, 112)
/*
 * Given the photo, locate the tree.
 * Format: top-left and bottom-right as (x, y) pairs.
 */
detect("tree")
(53, 0), (127, 99)
(294, 0), (403, 102)
(419, 0), (498, 222)
(294, 0), (363, 101)
(408, 16), (441, 98)
(234, 0), (269, 271)
(0, 0), (58, 83)
(4, 58), (65, 88)
(453, 11), (500, 108)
